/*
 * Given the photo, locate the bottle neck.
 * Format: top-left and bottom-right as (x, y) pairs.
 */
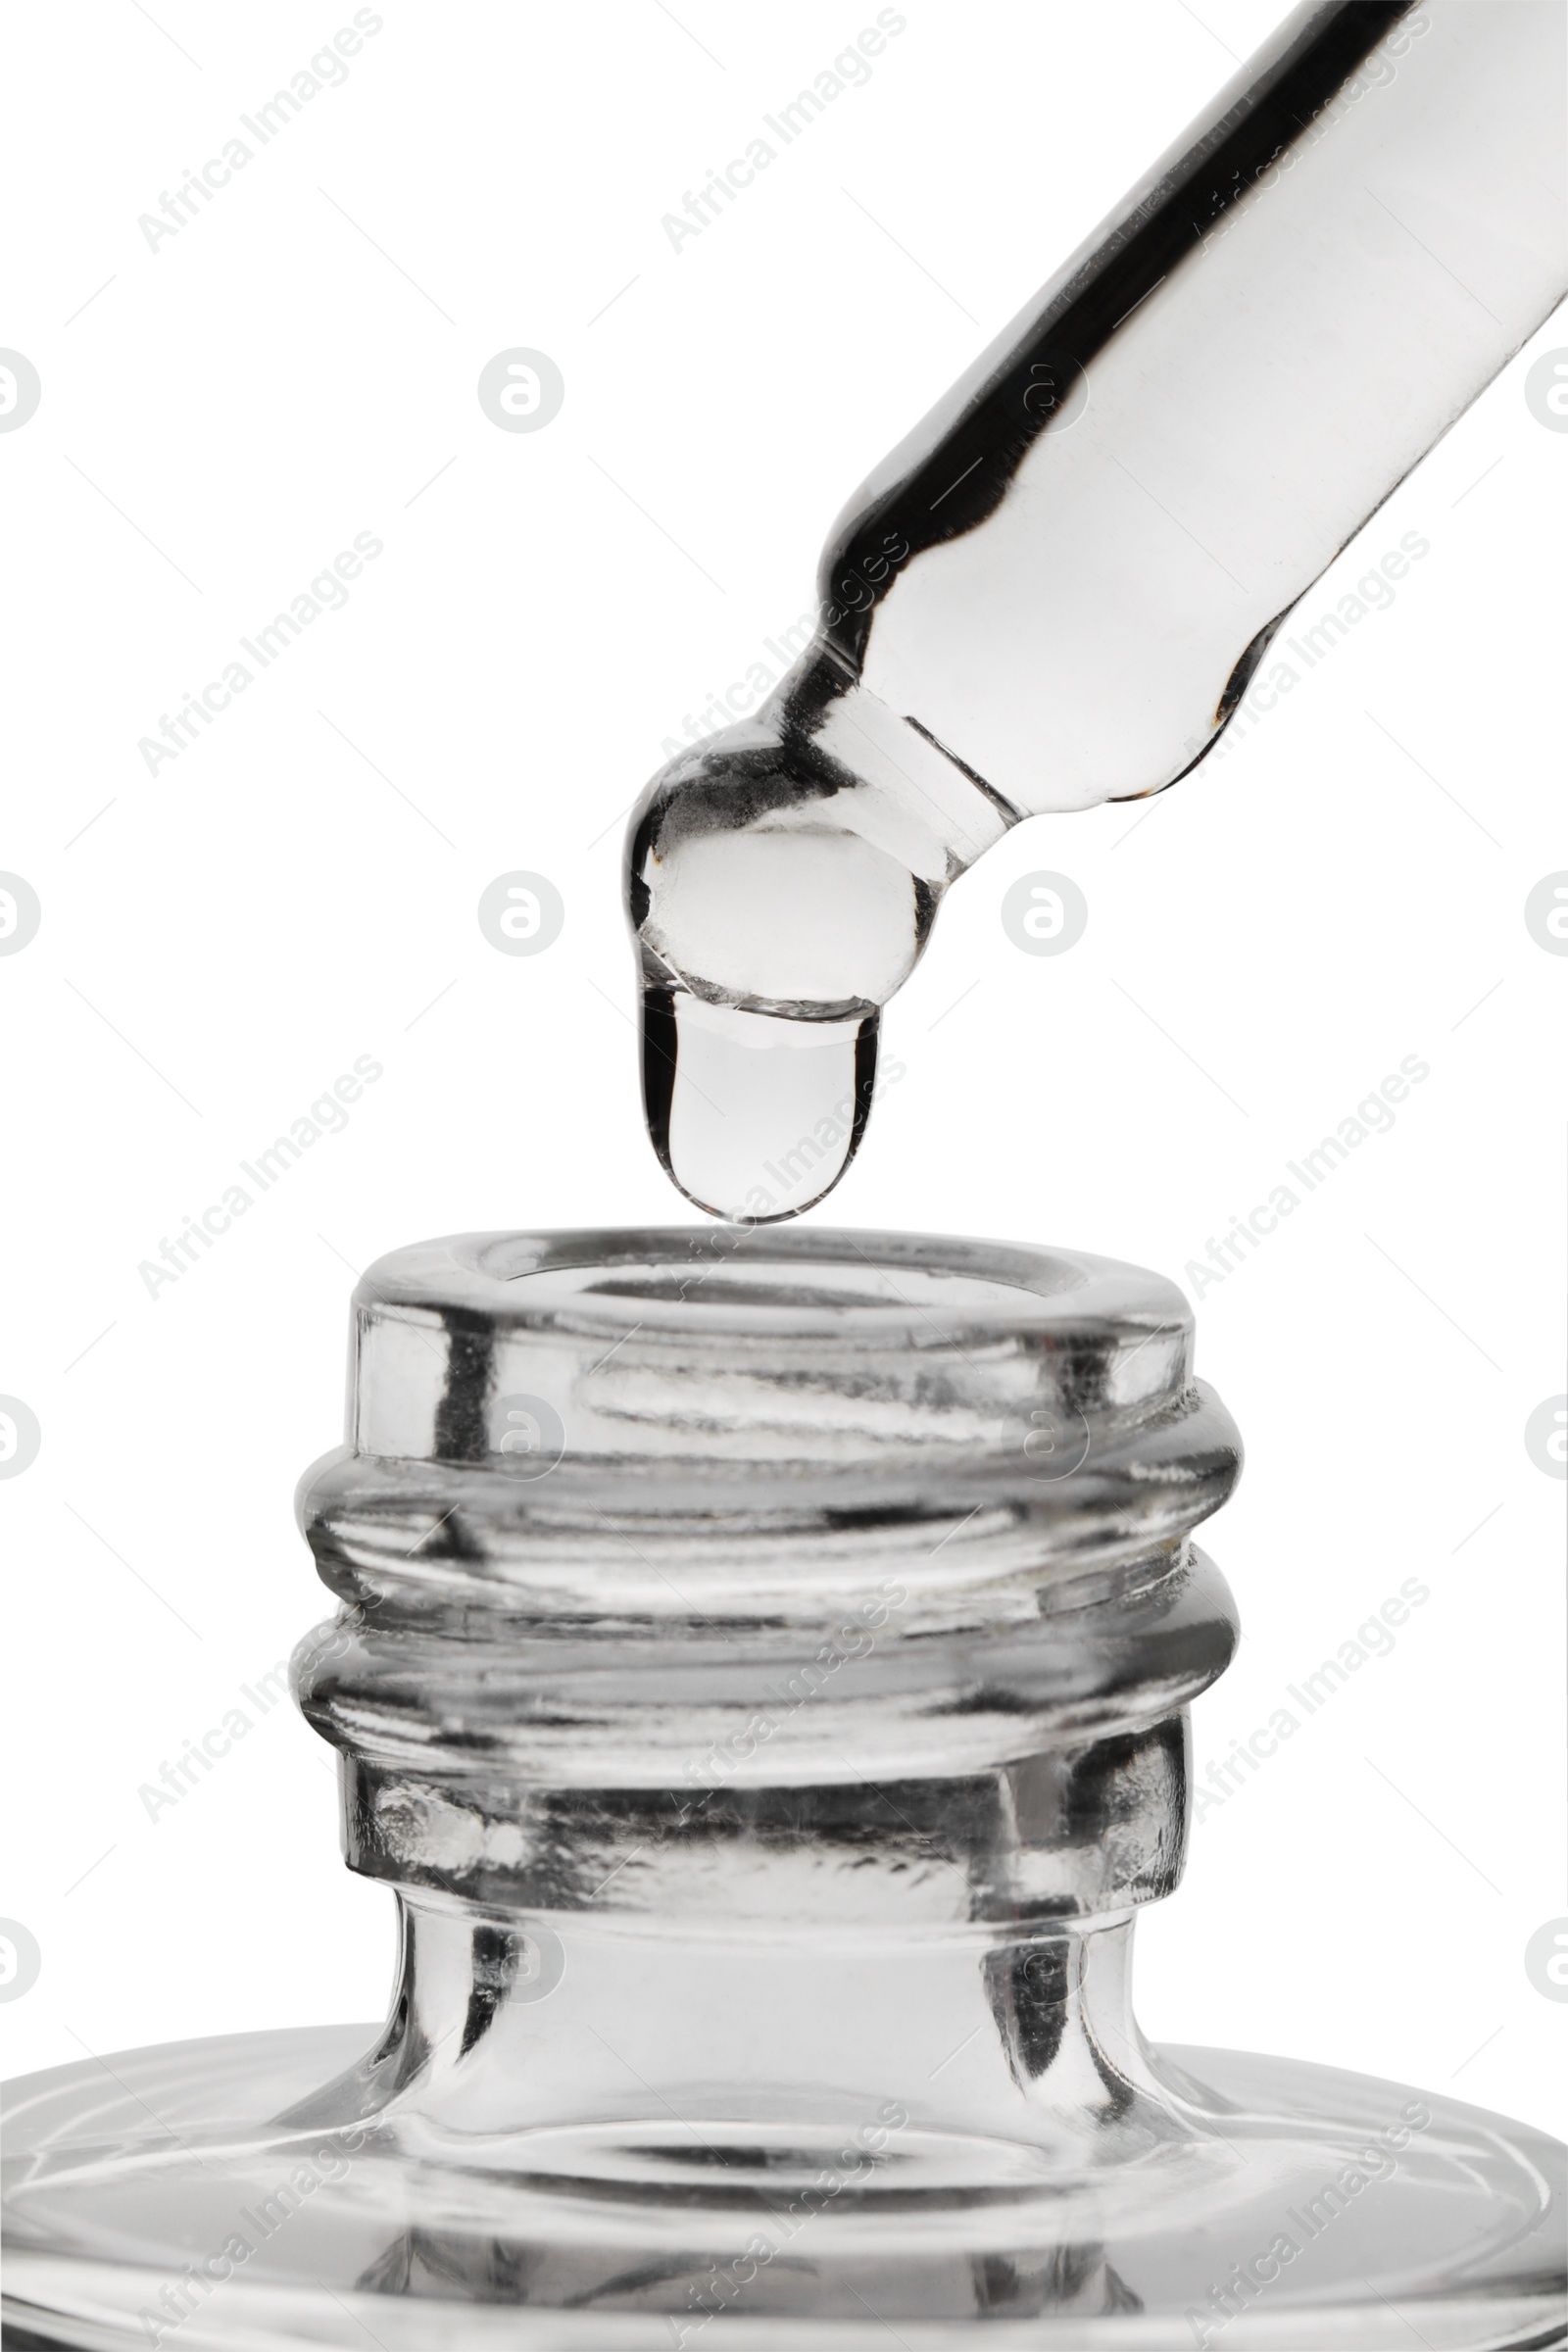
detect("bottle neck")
(332, 1702), (1196, 1927)
(309, 1688), (1212, 2183)
(354, 1893), (1190, 2173)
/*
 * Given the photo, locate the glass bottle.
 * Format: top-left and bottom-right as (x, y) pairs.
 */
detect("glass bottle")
(6, 1226), (1561, 2347)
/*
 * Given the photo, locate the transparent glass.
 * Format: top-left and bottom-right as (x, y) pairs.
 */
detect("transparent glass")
(623, 0), (1568, 1215)
(5, 1228), (1562, 2349)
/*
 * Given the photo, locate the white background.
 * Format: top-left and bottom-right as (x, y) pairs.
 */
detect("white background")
(2, 0), (1564, 2139)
